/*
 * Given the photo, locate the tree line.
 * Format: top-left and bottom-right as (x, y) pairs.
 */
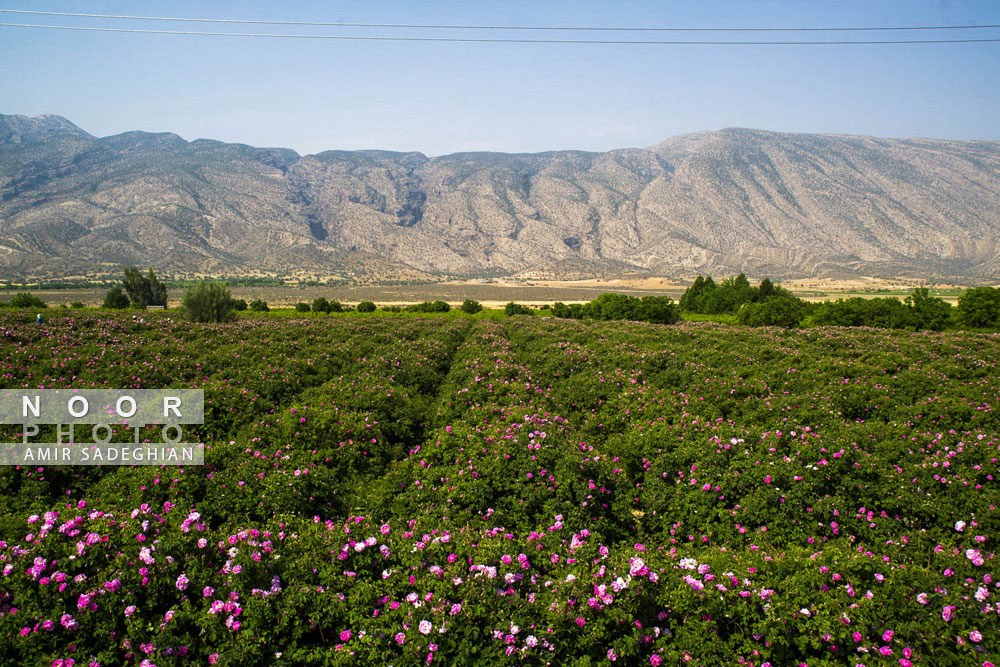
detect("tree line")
(4, 267), (999, 331)
(680, 273), (1000, 331)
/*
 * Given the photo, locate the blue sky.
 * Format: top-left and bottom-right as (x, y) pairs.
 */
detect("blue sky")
(2, 1), (998, 155)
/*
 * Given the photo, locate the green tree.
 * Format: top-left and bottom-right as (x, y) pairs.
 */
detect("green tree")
(295, 302), (311, 313)
(232, 298), (248, 311)
(102, 286), (130, 310)
(148, 269), (167, 306)
(680, 276), (706, 311)
(357, 301), (376, 313)
(505, 302), (532, 316)
(249, 299), (269, 312)
(957, 286), (1000, 328)
(460, 299), (483, 314)
(906, 288), (952, 331)
(406, 300), (451, 313)
(8, 292), (46, 309)
(737, 296), (805, 328)
(551, 302), (574, 318)
(122, 266), (167, 308)
(635, 296), (680, 324)
(180, 281), (236, 323)
(312, 297), (331, 314)
(757, 278), (775, 301)
(809, 297), (914, 329)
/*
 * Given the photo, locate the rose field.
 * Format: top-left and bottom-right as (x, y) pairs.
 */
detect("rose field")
(0, 311), (997, 667)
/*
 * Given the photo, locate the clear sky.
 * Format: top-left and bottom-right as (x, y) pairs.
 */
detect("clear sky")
(2, 0), (999, 156)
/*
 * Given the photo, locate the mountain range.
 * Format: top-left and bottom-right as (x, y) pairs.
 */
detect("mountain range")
(1, 113), (998, 282)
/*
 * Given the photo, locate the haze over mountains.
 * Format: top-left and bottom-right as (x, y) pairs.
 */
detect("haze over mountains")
(1, 113), (998, 282)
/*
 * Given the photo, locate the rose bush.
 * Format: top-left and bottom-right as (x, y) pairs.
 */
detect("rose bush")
(0, 312), (996, 665)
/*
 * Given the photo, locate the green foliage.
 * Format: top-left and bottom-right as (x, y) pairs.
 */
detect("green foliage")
(957, 286), (1000, 328)
(70, 301), (85, 309)
(589, 293), (680, 324)
(311, 297), (330, 313)
(548, 295), (678, 324)
(7, 292), (47, 309)
(232, 298), (248, 311)
(906, 287), (953, 331)
(179, 280), (236, 322)
(809, 297), (915, 329)
(406, 300), (451, 313)
(461, 298), (483, 314)
(736, 295), (805, 327)
(357, 301), (377, 313)
(102, 286), (130, 310)
(122, 266), (167, 308)
(294, 302), (311, 312)
(551, 301), (585, 319)
(249, 298), (269, 312)
(681, 273), (795, 315)
(504, 301), (532, 316)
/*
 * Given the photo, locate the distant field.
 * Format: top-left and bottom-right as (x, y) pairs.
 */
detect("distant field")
(0, 283), (688, 308)
(0, 278), (976, 308)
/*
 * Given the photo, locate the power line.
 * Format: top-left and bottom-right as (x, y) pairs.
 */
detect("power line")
(2, 22), (1000, 44)
(1, 8), (998, 33)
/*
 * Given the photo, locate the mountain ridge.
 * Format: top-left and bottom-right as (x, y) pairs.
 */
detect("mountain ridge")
(1, 113), (998, 282)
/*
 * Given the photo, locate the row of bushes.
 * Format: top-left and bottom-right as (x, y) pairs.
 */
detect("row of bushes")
(735, 286), (1000, 331)
(544, 293), (680, 324)
(10, 277), (1000, 332)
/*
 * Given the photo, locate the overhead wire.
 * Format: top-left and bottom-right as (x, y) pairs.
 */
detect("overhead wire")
(1, 21), (999, 44)
(0, 8), (998, 32)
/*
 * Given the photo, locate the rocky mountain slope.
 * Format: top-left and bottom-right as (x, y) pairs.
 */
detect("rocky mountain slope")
(1, 113), (997, 281)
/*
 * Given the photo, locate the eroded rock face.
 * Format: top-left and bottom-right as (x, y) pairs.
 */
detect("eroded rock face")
(1, 114), (998, 281)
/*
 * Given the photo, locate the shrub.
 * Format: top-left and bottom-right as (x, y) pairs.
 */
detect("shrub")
(809, 297), (915, 329)
(736, 295), (805, 327)
(295, 302), (311, 312)
(232, 298), (248, 311)
(249, 299), (269, 312)
(461, 299), (483, 314)
(583, 293), (680, 324)
(957, 286), (1000, 328)
(505, 302), (532, 316)
(70, 301), (85, 309)
(357, 301), (376, 313)
(406, 300), (451, 313)
(551, 302), (574, 318)
(179, 281), (236, 322)
(102, 286), (130, 310)
(8, 292), (46, 309)
(328, 300), (344, 313)
(312, 297), (330, 314)
(0, 315), (997, 666)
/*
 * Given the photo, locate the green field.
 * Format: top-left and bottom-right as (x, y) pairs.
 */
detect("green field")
(0, 311), (997, 666)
